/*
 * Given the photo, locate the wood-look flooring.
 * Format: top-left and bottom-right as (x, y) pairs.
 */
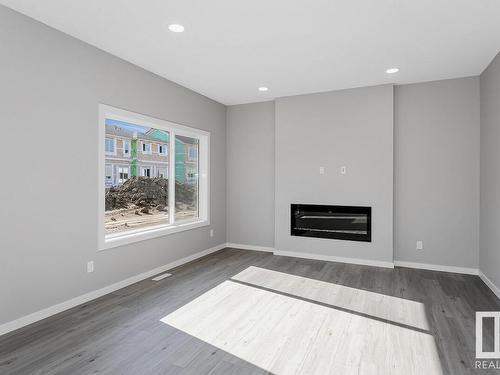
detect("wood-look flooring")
(1, 248), (499, 374)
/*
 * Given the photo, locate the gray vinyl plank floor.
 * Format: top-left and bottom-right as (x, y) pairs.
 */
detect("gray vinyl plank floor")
(1, 248), (499, 375)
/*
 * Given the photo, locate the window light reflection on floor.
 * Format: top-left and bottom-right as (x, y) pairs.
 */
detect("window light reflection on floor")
(160, 266), (443, 375)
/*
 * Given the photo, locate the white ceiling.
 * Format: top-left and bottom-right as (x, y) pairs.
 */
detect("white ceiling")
(2, 0), (500, 105)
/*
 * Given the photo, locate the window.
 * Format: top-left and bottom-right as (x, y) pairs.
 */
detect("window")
(141, 166), (151, 177)
(188, 146), (198, 161)
(157, 167), (168, 178)
(123, 140), (130, 156)
(105, 164), (113, 187)
(118, 166), (129, 185)
(99, 105), (209, 250)
(105, 138), (116, 155)
(159, 144), (167, 155)
(142, 142), (152, 154)
(175, 136), (199, 221)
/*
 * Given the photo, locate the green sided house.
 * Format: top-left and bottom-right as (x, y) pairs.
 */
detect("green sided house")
(104, 119), (199, 188)
(145, 129), (199, 184)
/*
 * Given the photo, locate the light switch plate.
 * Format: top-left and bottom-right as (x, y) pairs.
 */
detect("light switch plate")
(416, 241), (423, 250)
(341, 166), (347, 175)
(319, 166), (325, 174)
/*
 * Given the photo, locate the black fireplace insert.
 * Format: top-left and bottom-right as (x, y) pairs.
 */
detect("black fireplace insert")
(291, 204), (371, 242)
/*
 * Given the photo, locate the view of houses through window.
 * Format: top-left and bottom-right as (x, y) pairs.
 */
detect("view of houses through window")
(175, 135), (199, 221)
(104, 118), (199, 235)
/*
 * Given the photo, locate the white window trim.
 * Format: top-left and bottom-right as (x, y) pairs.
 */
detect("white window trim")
(105, 137), (117, 156)
(105, 163), (114, 185)
(140, 165), (152, 177)
(117, 165), (130, 184)
(98, 104), (210, 251)
(123, 139), (131, 158)
(159, 144), (168, 156)
(156, 167), (168, 178)
(187, 145), (198, 161)
(141, 142), (152, 154)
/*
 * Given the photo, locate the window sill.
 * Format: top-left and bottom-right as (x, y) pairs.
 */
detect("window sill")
(99, 219), (209, 251)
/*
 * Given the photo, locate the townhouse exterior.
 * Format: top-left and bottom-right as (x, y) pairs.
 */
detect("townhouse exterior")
(104, 121), (198, 188)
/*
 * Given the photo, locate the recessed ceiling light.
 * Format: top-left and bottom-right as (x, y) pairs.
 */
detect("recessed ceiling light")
(258, 87), (269, 92)
(168, 24), (185, 33)
(386, 68), (399, 74)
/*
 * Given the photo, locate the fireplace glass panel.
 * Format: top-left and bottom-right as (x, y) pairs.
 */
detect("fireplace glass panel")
(291, 204), (371, 242)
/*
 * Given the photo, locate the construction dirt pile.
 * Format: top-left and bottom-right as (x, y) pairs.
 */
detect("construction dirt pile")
(105, 176), (196, 211)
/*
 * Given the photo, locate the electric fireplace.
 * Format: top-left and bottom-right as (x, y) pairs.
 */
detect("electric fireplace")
(291, 204), (371, 242)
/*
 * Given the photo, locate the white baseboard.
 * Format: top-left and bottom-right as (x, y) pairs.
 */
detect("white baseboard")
(479, 270), (500, 300)
(226, 242), (275, 252)
(394, 260), (478, 275)
(0, 243), (226, 337)
(273, 250), (395, 269)
(5, 243), (492, 337)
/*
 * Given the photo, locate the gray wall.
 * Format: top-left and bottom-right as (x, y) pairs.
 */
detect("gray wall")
(480, 52), (500, 287)
(394, 78), (480, 268)
(0, 6), (226, 325)
(1, 3), (493, 328)
(226, 79), (481, 270)
(275, 85), (394, 263)
(226, 102), (275, 248)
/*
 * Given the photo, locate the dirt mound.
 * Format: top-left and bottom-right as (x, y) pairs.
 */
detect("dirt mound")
(105, 177), (197, 211)
(105, 177), (167, 210)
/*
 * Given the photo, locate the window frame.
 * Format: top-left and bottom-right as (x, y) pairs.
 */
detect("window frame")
(140, 165), (152, 177)
(141, 142), (152, 154)
(157, 167), (168, 178)
(187, 145), (198, 161)
(98, 104), (210, 251)
(123, 139), (131, 157)
(105, 163), (114, 187)
(159, 144), (168, 156)
(117, 165), (130, 184)
(105, 137), (116, 156)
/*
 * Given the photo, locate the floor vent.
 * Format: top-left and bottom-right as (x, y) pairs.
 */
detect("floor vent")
(152, 273), (172, 281)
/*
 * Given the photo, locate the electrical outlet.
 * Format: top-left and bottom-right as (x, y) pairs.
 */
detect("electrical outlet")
(87, 261), (94, 273)
(210, 229), (214, 237)
(416, 241), (423, 250)
(319, 166), (325, 175)
(341, 166), (347, 175)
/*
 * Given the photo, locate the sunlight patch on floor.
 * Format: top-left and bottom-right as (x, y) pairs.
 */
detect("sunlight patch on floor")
(160, 268), (442, 375)
(232, 266), (430, 331)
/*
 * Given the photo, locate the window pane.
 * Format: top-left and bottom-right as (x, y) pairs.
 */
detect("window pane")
(104, 118), (169, 235)
(157, 167), (167, 178)
(175, 135), (199, 221)
(188, 146), (198, 160)
(105, 138), (115, 153)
